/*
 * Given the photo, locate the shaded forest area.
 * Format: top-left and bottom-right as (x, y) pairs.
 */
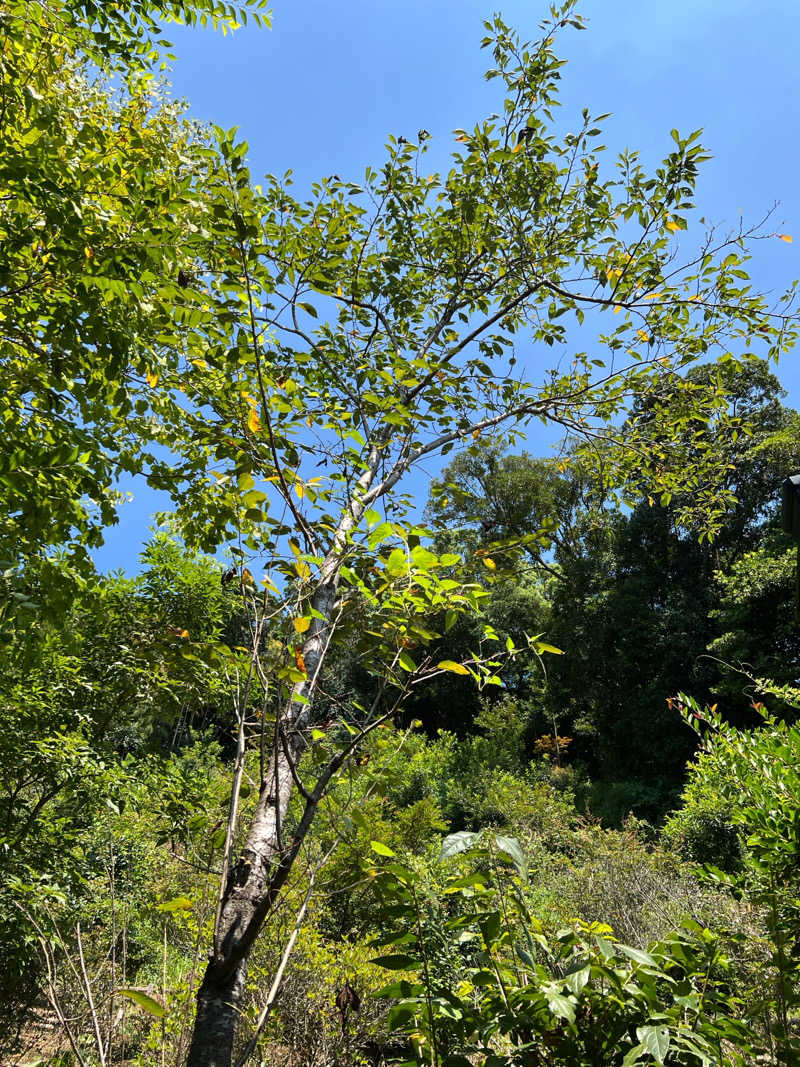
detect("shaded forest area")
(3, 0), (800, 1064)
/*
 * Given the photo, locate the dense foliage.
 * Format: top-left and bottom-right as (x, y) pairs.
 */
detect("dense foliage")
(2, 0), (800, 1064)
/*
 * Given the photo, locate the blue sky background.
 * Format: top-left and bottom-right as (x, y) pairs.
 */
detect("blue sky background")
(94, 0), (800, 572)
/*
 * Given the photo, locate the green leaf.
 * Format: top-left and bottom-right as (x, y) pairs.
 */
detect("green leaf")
(617, 944), (658, 968)
(492, 834), (527, 878)
(636, 1025), (670, 1064)
(385, 548), (408, 577)
(156, 895), (193, 913)
(117, 988), (165, 1017)
(397, 650), (416, 672)
(376, 980), (424, 999)
(543, 985), (576, 1023)
(410, 545), (438, 571)
(370, 840), (397, 857)
(371, 953), (417, 970)
(534, 640), (564, 655)
(564, 964), (591, 995)
(440, 830), (481, 861)
(622, 1044), (646, 1067)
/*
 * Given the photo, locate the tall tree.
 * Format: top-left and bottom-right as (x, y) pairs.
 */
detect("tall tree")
(129, 10), (797, 1061)
(4, 1), (798, 1061)
(0, 0), (268, 610)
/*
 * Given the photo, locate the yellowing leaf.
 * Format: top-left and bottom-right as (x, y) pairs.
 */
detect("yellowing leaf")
(294, 481), (304, 499)
(483, 557), (496, 571)
(512, 142), (523, 154)
(613, 304), (622, 314)
(437, 660), (470, 675)
(191, 359), (207, 370)
(145, 369), (159, 388)
(636, 329), (649, 343)
(293, 616), (311, 634)
(157, 895), (193, 913)
(779, 234), (793, 243)
(643, 292), (663, 301)
(666, 220), (680, 233)
(247, 406), (261, 434)
(336, 283), (343, 297)
(84, 245), (94, 258)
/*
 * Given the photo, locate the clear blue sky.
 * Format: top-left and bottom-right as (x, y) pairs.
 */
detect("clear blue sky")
(94, 0), (800, 572)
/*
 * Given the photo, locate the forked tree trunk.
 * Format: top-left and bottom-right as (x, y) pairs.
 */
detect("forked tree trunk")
(185, 654), (318, 1067)
(186, 457), (381, 1066)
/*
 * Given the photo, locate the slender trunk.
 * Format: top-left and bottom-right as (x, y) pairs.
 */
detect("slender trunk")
(185, 445), (384, 1066)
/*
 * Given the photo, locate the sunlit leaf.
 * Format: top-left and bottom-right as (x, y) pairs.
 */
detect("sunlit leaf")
(370, 840), (396, 857)
(247, 406), (261, 434)
(117, 989), (165, 1018)
(437, 660), (470, 675)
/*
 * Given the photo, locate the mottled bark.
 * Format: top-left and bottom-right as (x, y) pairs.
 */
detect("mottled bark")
(186, 961), (247, 1067)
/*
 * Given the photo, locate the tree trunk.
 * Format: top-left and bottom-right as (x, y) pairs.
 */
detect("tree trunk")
(186, 961), (248, 1067)
(185, 455), (382, 1066)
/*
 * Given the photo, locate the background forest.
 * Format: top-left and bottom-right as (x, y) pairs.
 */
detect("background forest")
(3, 1), (800, 1065)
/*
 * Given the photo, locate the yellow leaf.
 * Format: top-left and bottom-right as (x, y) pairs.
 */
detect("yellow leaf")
(613, 305), (622, 314)
(648, 496), (654, 507)
(337, 283), (343, 297)
(483, 557), (496, 571)
(512, 142), (522, 154)
(636, 329), (649, 343)
(84, 245), (94, 258)
(294, 481), (304, 499)
(247, 406), (261, 434)
(146, 369), (159, 388)
(191, 359), (207, 370)
(437, 660), (470, 675)
(294, 649), (306, 672)
(454, 133), (469, 143)
(293, 616), (311, 634)
(643, 292), (663, 301)
(241, 567), (255, 587)
(779, 234), (793, 243)
(666, 220), (680, 233)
